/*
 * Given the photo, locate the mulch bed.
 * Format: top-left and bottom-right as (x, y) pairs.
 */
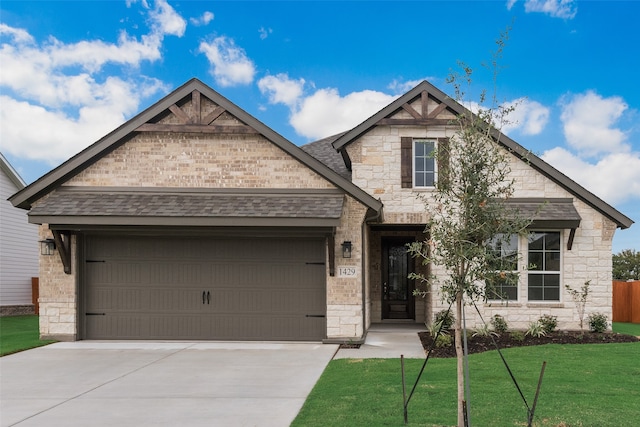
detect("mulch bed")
(419, 330), (640, 358)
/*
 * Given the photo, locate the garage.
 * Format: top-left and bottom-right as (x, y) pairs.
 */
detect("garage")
(83, 234), (327, 341)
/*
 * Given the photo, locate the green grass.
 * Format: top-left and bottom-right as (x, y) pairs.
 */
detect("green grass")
(293, 342), (640, 427)
(613, 322), (640, 336)
(0, 315), (55, 356)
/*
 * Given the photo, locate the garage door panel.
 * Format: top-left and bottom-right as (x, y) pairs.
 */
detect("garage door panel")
(84, 235), (326, 340)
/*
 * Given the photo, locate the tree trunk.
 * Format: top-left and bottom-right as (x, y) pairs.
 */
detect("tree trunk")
(455, 290), (464, 426)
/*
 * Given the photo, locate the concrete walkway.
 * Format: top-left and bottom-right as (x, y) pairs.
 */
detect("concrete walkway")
(334, 323), (426, 359)
(0, 342), (338, 427)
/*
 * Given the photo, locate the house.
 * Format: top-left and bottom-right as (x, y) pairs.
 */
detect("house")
(1, 152), (39, 316)
(9, 79), (633, 342)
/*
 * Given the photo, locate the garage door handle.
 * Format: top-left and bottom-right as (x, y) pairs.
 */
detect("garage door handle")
(207, 291), (211, 305)
(305, 314), (326, 318)
(202, 291), (206, 305)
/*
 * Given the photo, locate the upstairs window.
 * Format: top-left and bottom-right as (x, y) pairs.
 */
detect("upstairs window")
(401, 137), (449, 189)
(414, 140), (436, 187)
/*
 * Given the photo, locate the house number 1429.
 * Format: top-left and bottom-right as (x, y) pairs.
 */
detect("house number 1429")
(338, 267), (357, 277)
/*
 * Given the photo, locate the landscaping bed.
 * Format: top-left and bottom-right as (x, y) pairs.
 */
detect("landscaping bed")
(419, 330), (640, 358)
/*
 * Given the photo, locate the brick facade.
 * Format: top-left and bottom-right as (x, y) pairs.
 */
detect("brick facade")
(25, 80), (627, 342)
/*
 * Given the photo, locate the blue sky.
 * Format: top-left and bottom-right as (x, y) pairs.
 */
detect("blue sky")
(1, 0), (638, 252)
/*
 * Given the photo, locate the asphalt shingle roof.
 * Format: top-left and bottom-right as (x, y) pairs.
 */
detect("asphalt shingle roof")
(31, 190), (344, 219)
(301, 133), (350, 181)
(506, 198), (581, 227)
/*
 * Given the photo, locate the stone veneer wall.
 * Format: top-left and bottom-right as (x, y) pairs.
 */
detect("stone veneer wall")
(37, 225), (77, 340)
(348, 111), (617, 331)
(427, 149), (617, 330)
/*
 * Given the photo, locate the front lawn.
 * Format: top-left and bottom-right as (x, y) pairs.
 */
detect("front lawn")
(0, 315), (55, 356)
(293, 342), (640, 426)
(613, 322), (640, 336)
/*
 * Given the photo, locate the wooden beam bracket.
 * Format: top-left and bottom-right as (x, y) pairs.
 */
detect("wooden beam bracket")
(52, 230), (72, 274)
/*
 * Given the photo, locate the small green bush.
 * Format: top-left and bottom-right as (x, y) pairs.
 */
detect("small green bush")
(434, 309), (455, 331)
(510, 330), (525, 342)
(526, 321), (547, 338)
(588, 312), (608, 333)
(427, 320), (449, 337)
(472, 324), (498, 338)
(538, 314), (558, 334)
(435, 334), (453, 348)
(490, 314), (508, 334)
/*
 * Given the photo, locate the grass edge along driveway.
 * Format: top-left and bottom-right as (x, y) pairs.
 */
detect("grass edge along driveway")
(293, 341), (640, 427)
(0, 315), (55, 356)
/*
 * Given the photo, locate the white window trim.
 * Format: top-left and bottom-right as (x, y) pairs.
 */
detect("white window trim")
(413, 139), (438, 188)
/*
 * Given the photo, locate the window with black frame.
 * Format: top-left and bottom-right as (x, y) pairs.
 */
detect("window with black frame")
(486, 233), (519, 301)
(527, 231), (561, 301)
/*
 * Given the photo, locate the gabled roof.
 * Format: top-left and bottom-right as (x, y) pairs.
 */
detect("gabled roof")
(10, 78), (381, 214)
(1, 152), (26, 190)
(331, 80), (633, 230)
(301, 132), (350, 180)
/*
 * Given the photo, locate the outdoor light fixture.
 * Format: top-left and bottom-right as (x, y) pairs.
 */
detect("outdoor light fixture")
(341, 241), (352, 258)
(40, 239), (56, 256)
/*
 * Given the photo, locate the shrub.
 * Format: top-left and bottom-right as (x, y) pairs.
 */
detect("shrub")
(472, 324), (498, 338)
(434, 309), (455, 331)
(435, 334), (453, 348)
(526, 321), (547, 338)
(490, 314), (508, 335)
(588, 312), (608, 333)
(510, 330), (525, 342)
(538, 314), (558, 334)
(427, 320), (449, 337)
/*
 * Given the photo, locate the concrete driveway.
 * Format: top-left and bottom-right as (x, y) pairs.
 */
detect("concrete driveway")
(0, 341), (338, 427)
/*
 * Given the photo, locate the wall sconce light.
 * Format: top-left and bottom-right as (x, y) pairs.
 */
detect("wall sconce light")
(341, 241), (352, 258)
(40, 238), (56, 256)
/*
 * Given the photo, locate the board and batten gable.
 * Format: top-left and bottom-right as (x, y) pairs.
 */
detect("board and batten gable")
(1, 154), (38, 311)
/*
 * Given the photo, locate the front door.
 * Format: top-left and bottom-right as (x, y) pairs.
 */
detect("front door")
(381, 238), (415, 320)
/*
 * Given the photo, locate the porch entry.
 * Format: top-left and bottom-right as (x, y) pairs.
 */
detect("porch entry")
(381, 237), (415, 320)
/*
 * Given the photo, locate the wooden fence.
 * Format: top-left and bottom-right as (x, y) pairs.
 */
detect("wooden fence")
(612, 280), (640, 323)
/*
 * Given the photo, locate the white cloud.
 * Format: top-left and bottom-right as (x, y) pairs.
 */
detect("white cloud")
(190, 11), (214, 26)
(0, 1), (181, 163)
(387, 78), (433, 94)
(258, 74), (305, 108)
(542, 147), (640, 204)
(501, 98), (550, 136)
(148, 0), (186, 36)
(560, 90), (629, 156)
(0, 78), (162, 163)
(506, 0), (518, 10)
(290, 88), (397, 140)
(0, 23), (34, 44)
(259, 27), (273, 40)
(198, 36), (256, 87)
(523, 0), (577, 19)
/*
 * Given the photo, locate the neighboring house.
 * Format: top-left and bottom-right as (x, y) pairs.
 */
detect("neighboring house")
(1, 152), (39, 315)
(9, 79), (633, 342)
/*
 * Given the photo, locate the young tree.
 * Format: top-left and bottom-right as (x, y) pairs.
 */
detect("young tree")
(409, 28), (531, 426)
(613, 249), (640, 280)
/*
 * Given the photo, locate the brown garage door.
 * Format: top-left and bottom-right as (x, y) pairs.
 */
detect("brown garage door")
(83, 235), (326, 340)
